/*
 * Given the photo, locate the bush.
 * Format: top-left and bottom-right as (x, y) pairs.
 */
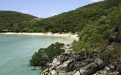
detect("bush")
(30, 42), (65, 67)
(73, 41), (92, 52)
(100, 49), (111, 59)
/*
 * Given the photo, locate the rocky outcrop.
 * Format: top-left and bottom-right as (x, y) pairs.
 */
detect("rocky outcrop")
(108, 26), (121, 45)
(40, 44), (121, 75)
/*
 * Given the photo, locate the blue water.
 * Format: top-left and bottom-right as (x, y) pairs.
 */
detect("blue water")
(0, 34), (74, 75)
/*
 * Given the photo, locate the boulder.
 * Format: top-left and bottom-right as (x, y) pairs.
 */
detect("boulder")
(69, 54), (82, 61)
(57, 54), (70, 63)
(80, 62), (97, 75)
(66, 61), (82, 72)
(58, 72), (71, 75)
(66, 61), (75, 72)
(73, 71), (81, 75)
(49, 70), (57, 75)
(57, 55), (65, 63)
(94, 58), (105, 69)
(104, 66), (110, 71)
(112, 71), (120, 75)
(103, 57), (110, 66)
(56, 60), (71, 73)
(113, 26), (121, 32)
(117, 64), (121, 74)
(76, 48), (87, 57)
(84, 58), (94, 63)
(108, 64), (115, 72)
(108, 32), (121, 45)
(79, 61), (88, 67)
(52, 58), (61, 66)
(88, 52), (94, 58)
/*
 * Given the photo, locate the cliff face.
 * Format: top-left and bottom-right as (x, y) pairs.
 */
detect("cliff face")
(40, 44), (121, 75)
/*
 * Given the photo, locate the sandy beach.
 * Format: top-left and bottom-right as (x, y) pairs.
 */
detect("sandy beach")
(1, 32), (79, 41)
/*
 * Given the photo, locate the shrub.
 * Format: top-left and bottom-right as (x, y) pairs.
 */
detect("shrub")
(30, 42), (65, 67)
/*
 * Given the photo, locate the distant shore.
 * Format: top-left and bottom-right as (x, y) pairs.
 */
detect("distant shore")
(0, 32), (79, 41)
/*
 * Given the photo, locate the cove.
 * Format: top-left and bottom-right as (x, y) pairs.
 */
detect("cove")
(0, 34), (75, 75)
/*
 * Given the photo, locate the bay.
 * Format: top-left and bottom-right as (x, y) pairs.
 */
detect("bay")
(0, 34), (74, 75)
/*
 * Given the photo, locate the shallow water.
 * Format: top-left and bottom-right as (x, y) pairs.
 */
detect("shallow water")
(0, 34), (74, 75)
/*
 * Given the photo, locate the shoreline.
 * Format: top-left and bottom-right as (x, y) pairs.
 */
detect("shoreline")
(0, 32), (79, 41)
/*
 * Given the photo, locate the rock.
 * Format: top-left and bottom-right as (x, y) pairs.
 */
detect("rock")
(88, 52), (94, 58)
(56, 60), (71, 73)
(84, 58), (94, 63)
(74, 62), (83, 71)
(40, 46), (121, 75)
(56, 54), (70, 64)
(113, 26), (121, 32)
(64, 44), (74, 54)
(65, 49), (73, 54)
(93, 70), (107, 75)
(76, 48), (87, 57)
(117, 64), (121, 74)
(40, 68), (49, 75)
(112, 71), (120, 75)
(66, 61), (82, 72)
(52, 58), (61, 66)
(69, 54), (82, 61)
(58, 72), (70, 75)
(99, 47), (105, 53)
(57, 55), (65, 63)
(113, 60), (118, 70)
(108, 64), (115, 72)
(66, 61), (76, 72)
(104, 66), (110, 71)
(50, 70), (57, 75)
(108, 32), (121, 45)
(73, 71), (81, 75)
(78, 61), (88, 68)
(49, 66), (56, 71)
(80, 62), (97, 75)
(103, 57), (110, 66)
(102, 70), (108, 75)
(94, 58), (105, 69)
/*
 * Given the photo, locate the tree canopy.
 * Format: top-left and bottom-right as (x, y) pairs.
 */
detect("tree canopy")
(1, 0), (121, 60)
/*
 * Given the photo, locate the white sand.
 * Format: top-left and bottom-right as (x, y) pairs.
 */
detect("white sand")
(1, 32), (79, 41)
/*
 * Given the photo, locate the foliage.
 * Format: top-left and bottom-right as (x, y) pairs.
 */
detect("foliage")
(100, 49), (111, 59)
(1, 0), (121, 34)
(100, 43), (121, 59)
(0, 10), (38, 32)
(1, 0), (121, 60)
(73, 40), (92, 52)
(30, 42), (64, 67)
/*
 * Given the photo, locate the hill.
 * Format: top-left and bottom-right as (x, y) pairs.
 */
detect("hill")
(1, 0), (121, 74)
(31, 0), (121, 61)
(36, 0), (121, 33)
(0, 11), (38, 32)
(1, 0), (121, 59)
(33, 0), (121, 59)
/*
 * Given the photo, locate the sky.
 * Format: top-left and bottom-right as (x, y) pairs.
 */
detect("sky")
(0, 0), (103, 18)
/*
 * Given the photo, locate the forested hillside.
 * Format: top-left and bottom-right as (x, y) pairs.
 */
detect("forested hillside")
(36, 0), (121, 33)
(1, 0), (121, 59)
(0, 11), (38, 32)
(37, 0), (121, 59)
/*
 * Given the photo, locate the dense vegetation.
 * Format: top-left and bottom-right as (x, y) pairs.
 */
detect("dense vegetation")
(30, 42), (64, 67)
(29, 0), (121, 65)
(1, 0), (121, 67)
(0, 11), (38, 32)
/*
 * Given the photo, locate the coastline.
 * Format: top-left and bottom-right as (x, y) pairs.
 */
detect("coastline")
(0, 32), (79, 41)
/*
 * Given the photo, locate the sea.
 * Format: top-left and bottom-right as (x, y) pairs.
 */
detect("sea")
(0, 34), (75, 75)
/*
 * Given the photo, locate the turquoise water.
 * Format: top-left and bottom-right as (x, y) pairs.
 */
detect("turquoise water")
(0, 34), (74, 75)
